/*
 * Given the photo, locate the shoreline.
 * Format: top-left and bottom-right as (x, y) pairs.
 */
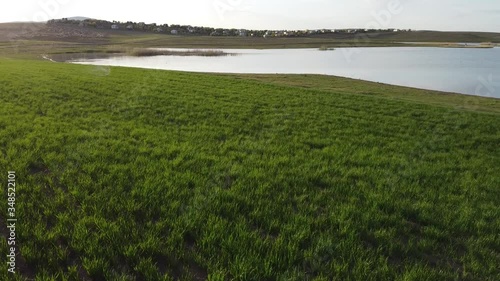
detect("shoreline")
(45, 43), (497, 62)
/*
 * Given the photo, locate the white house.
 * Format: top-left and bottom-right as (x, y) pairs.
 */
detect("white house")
(111, 24), (119, 30)
(171, 30), (178, 35)
(126, 25), (133, 30)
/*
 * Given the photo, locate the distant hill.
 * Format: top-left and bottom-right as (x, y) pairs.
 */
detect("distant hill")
(2, 19), (499, 44)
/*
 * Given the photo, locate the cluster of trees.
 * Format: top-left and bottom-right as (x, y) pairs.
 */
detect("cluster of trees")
(47, 18), (412, 37)
(48, 18), (253, 36)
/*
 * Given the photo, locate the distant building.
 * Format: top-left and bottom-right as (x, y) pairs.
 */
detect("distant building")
(111, 24), (119, 30)
(171, 30), (178, 35)
(239, 30), (247, 37)
(126, 25), (133, 30)
(155, 27), (164, 33)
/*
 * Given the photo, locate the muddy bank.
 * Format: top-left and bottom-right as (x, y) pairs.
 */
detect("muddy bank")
(46, 52), (125, 62)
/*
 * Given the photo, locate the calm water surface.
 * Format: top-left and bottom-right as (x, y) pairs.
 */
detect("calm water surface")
(72, 47), (500, 98)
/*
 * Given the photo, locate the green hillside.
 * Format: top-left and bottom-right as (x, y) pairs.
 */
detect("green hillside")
(0, 58), (499, 280)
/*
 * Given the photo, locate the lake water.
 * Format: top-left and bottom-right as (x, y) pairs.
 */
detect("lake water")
(72, 47), (500, 98)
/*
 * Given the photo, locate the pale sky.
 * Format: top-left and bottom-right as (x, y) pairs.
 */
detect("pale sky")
(3, 0), (500, 32)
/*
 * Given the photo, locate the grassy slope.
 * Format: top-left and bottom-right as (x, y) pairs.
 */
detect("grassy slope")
(225, 74), (500, 114)
(0, 58), (499, 280)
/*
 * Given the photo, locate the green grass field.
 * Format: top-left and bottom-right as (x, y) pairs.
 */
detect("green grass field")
(0, 58), (499, 280)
